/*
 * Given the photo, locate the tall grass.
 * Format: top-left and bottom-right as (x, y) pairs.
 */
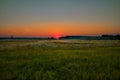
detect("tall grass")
(0, 40), (120, 80)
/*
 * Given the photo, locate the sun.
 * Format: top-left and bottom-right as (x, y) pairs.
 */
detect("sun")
(53, 35), (61, 39)
(51, 31), (63, 39)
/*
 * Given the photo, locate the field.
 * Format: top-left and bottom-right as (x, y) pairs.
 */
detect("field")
(0, 40), (120, 80)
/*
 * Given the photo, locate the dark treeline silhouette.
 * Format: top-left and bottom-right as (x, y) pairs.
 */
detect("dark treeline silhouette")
(0, 35), (120, 40)
(102, 35), (120, 40)
(59, 35), (120, 40)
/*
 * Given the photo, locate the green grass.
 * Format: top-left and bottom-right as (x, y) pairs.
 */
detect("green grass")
(0, 40), (120, 80)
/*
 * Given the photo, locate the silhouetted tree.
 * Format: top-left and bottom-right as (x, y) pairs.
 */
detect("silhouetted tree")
(10, 36), (14, 39)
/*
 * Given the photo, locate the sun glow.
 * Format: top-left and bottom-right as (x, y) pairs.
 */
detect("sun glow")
(53, 35), (61, 39)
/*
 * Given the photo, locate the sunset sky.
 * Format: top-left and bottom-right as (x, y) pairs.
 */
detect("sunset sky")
(0, 0), (120, 37)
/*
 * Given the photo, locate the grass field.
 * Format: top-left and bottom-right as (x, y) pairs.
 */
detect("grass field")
(0, 40), (120, 80)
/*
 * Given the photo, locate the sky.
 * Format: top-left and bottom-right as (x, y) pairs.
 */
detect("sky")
(0, 0), (120, 37)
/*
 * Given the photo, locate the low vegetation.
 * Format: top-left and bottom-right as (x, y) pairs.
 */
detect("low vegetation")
(0, 40), (120, 80)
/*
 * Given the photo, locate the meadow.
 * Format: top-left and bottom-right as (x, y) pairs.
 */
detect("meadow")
(0, 40), (120, 80)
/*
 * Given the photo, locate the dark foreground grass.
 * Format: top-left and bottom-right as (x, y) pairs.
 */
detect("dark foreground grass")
(0, 40), (120, 80)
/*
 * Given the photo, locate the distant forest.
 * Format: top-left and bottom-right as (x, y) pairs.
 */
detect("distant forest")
(59, 35), (120, 40)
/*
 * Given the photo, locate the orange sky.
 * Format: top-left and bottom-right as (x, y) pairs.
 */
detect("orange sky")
(0, 22), (119, 37)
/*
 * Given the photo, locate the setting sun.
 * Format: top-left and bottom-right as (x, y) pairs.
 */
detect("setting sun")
(53, 35), (61, 39)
